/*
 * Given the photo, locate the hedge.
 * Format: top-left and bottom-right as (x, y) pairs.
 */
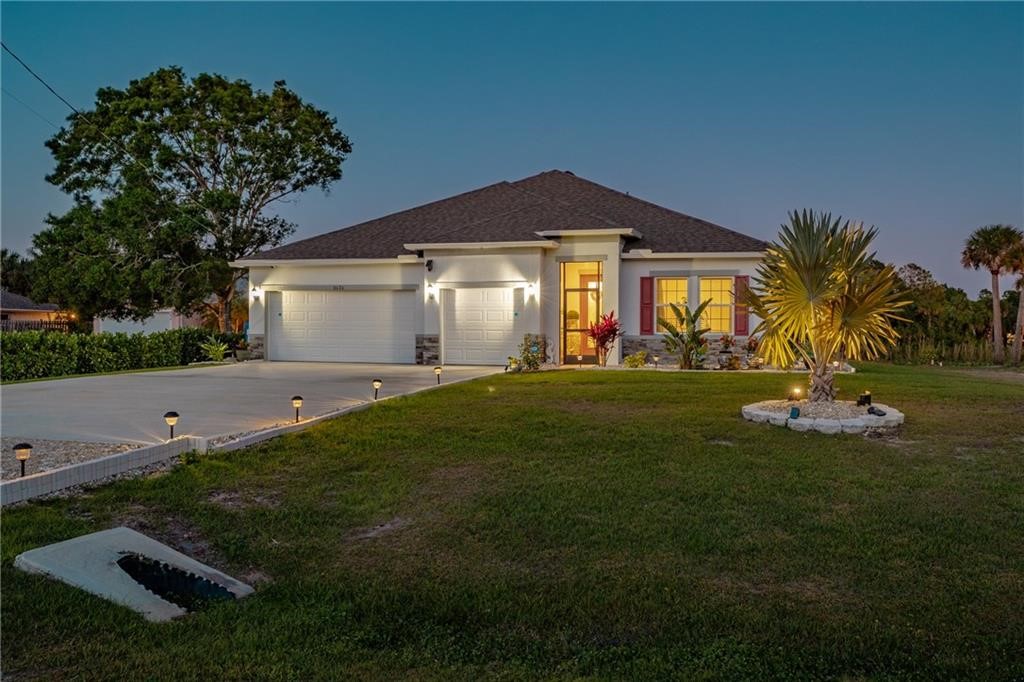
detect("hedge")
(0, 328), (242, 382)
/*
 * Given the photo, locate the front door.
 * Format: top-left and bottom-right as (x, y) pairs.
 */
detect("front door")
(561, 261), (603, 364)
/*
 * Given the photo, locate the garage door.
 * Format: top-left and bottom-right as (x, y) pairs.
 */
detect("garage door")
(267, 290), (416, 363)
(443, 288), (517, 365)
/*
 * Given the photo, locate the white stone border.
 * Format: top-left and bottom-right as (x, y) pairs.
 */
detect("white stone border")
(0, 370), (497, 506)
(741, 402), (905, 434)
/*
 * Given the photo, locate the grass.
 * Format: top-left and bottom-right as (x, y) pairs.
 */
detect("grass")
(2, 364), (1022, 680)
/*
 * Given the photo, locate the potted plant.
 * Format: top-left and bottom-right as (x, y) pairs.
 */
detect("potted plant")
(235, 338), (251, 361)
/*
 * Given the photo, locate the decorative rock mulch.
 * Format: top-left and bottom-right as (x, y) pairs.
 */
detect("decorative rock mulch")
(1, 437), (142, 481)
(741, 400), (904, 434)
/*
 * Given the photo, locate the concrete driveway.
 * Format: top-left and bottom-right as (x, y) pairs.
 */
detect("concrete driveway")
(1, 362), (501, 445)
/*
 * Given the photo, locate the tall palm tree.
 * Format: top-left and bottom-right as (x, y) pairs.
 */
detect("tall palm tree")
(745, 210), (908, 402)
(961, 225), (1022, 364)
(1005, 238), (1024, 365)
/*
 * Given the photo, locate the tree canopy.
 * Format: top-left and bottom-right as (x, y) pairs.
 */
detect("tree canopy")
(32, 67), (352, 328)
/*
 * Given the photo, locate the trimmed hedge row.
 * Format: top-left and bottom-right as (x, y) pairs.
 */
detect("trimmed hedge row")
(0, 328), (243, 382)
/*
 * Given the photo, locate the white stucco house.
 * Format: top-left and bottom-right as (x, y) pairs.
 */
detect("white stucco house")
(233, 170), (767, 366)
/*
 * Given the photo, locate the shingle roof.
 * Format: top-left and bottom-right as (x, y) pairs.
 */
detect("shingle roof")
(0, 290), (60, 312)
(249, 170), (767, 260)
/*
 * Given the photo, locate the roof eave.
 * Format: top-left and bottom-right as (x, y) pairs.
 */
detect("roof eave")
(231, 256), (422, 267)
(622, 250), (766, 259)
(534, 228), (641, 239)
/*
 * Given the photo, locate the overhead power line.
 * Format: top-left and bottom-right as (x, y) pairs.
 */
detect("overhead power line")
(1, 86), (61, 129)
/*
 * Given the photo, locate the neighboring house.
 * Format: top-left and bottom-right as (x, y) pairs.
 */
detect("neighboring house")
(233, 170), (768, 366)
(93, 309), (204, 335)
(0, 290), (73, 329)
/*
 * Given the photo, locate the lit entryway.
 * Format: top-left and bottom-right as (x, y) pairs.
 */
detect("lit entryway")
(442, 287), (517, 365)
(267, 290), (416, 362)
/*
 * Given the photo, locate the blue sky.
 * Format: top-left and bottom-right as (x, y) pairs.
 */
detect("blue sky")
(2, 2), (1021, 292)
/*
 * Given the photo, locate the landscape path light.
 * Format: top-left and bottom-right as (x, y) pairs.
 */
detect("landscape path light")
(577, 354), (583, 368)
(372, 379), (383, 400)
(163, 411), (179, 440)
(434, 366), (442, 385)
(653, 354), (660, 369)
(292, 396), (303, 423)
(14, 442), (32, 478)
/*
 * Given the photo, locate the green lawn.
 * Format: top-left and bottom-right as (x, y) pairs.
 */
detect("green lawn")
(2, 365), (1022, 680)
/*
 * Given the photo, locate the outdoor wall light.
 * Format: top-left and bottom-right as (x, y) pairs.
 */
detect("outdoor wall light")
(13, 442), (32, 478)
(577, 354), (583, 368)
(788, 387), (802, 402)
(163, 411), (179, 439)
(292, 395), (303, 423)
(251, 285), (261, 301)
(857, 390), (872, 407)
(434, 366), (442, 384)
(426, 284), (438, 301)
(525, 282), (537, 299)
(372, 379), (383, 400)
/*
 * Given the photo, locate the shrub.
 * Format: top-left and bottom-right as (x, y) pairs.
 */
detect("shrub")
(0, 327), (222, 382)
(517, 335), (546, 371)
(586, 312), (623, 367)
(200, 335), (230, 362)
(623, 350), (648, 368)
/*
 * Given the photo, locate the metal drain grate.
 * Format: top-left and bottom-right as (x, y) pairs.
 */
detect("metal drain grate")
(116, 553), (236, 612)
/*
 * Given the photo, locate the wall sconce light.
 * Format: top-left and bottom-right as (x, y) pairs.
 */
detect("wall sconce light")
(372, 379), (383, 400)
(13, 442), (32, 478)
(425, 259), (434, 272)
(292, 395), (303, 423)
(251, 286), (261, 302)
(163, 411), (180, 439)
(434, 366), (442, 384)
(525, 282), (537, 299)
(426, 284), (438, 301)
(788, 387), (802, 402)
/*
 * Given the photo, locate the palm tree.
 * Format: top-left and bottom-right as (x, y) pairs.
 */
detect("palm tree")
(745, 210), (908, 402)
(1005, 238), (1024, 365)
(961, 225), (1022, 364)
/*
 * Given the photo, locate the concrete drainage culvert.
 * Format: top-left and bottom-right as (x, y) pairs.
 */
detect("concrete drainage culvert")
(14, 527), (254, 622)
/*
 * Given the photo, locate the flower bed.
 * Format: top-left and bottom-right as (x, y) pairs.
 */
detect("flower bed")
(741, 400), (904, 434)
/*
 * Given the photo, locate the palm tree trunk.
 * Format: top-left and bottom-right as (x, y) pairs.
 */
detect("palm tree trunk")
(1012, 285), (1024, 365)
(809, 363), (837, 402)
(991, 271), (1005, 364)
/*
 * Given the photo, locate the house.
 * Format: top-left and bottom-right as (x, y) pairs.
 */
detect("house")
(93, 309), (204, 335)
(0, 290), (74, 330)
(233, 170), (767, 366)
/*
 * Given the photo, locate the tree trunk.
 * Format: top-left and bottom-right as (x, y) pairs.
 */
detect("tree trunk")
(219, 295), (232, 333)
(1012, 285), (1024, 365)
(809, 364), (837, 402)
(991, 271), (1005, 364)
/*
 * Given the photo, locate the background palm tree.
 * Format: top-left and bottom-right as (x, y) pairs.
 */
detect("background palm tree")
(961, 224), (1022, 364)
(1005, 238), (1024, 365)
(745, 210), (908, 402)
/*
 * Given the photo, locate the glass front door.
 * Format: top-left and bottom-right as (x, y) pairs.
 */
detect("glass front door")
(561, 261), (603, 364)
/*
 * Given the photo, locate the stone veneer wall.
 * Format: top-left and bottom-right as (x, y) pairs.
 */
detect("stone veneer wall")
(416, 334), (440, 365)
(248, 334), (265, 360)
(621, 335), (757, 369)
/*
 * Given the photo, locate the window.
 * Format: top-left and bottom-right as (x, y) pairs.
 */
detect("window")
(699, 277), (733, 334)
(656, 278), (688, 332)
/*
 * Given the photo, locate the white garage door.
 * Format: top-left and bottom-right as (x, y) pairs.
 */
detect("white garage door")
(267, 290), (416, 363)
(443, 288), (517, 365)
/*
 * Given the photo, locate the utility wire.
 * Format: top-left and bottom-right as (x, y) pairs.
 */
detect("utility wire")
(1, 86), (61, 129)
(1, 41), (217, 238)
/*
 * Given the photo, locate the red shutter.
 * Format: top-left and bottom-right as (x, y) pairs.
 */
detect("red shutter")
(640, 277), (654, 335)
(734, 275), (750, 336)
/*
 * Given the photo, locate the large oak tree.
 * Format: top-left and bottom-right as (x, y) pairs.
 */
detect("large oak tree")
(33, 67), (351, 329)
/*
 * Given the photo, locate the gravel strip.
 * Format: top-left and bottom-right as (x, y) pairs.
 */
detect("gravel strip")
(13, 457), (182, 504)
(1, 437), (142, 480)
(207, 420), (297, 448)
(748, 400), (869, 420)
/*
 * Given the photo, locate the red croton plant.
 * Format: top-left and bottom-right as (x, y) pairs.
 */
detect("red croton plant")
(586, 311), (624, 366)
